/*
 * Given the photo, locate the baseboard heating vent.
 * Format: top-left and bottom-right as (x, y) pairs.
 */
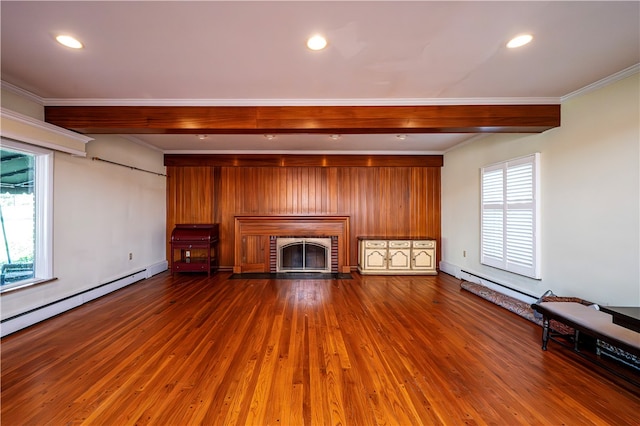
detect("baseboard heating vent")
(460, 269), (536, 304)
(1, 269), (148, 337)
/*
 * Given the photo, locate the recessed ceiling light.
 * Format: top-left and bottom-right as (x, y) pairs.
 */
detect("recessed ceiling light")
(507, 34), (533, 49)
(330, 134), (341, 140)
(397, 135), (408, 140)
(307, 35), (327, 51)
(56, 35), (84, 49)
(264, 134), (276, 140)
(197, 134), (208, 140)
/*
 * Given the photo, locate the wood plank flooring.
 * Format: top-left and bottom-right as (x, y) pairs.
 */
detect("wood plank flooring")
(1, 272), (638, 425)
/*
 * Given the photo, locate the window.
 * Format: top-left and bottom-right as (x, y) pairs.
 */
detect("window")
(481, 153), (540, 279)
(0, 138), (53, 291)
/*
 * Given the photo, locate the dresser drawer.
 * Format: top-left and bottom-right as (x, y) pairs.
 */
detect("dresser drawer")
(388, 240), (411, 248)
(364, 240), (387, 248)
(412, 240), (435, 248)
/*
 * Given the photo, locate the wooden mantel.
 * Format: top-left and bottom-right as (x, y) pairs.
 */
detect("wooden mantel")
(234, 215), (350, 274)
(44, 104), (560, 135)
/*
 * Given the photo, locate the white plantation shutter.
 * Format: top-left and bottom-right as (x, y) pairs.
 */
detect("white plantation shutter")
(481, 153), (540, 279)
(481, 169), (504, 262)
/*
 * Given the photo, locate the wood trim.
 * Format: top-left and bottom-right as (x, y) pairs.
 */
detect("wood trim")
(44, 104), (560, 134)
(234, 216), (350, 274)
(164, 154), (443, 168)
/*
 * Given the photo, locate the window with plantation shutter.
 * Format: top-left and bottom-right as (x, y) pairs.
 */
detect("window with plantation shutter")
(481, 153), (540, 279)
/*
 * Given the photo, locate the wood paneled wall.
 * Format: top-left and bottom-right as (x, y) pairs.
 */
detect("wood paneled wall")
(166, 160), (441, 270)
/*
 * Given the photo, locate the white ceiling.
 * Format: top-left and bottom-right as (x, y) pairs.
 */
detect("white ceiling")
(1, 1), (639, 154)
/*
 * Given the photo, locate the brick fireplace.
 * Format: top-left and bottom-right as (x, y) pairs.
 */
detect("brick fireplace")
(271, 236), (338, 273)
(233, 216), (350, 274)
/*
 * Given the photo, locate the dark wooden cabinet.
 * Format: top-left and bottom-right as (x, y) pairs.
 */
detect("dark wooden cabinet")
(170, 224), (219, 276)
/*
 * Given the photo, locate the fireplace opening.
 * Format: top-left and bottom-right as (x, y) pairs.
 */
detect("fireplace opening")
(276, 237), (332, 273)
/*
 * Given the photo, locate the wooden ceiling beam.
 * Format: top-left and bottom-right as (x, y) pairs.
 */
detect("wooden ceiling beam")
(163, 154), (444, 168)
(44, 105), (560, 134)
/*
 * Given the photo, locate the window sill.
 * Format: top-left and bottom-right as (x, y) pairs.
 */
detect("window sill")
(0, 277), (58, 294)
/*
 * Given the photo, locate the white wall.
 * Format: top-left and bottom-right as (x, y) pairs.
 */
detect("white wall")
(441, 73), (640, 306)
(1, 94), (167, 321)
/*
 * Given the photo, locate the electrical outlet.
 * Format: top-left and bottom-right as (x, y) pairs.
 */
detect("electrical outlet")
(185, 250), (191, 257)
(129, 252), (133, 260)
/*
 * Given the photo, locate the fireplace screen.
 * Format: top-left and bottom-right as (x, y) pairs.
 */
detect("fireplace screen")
(276, 238), (332, 273)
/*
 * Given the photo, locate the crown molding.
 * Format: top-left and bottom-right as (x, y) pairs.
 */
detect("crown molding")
(1, 81), (45, 105)
(4, 63), (635, 109)
(1, 108), (93, 144)
(443, 134), (490, 154)
(561, 63), (640, 102)
(119, 135), (164, 153)
(1, 107), (93, 156)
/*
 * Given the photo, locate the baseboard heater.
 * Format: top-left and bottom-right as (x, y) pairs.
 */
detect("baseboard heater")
(460, 269), (537, 300)
(1, 269), (147, 337)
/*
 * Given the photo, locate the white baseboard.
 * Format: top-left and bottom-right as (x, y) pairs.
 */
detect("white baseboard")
(1, 261), (167, 337)
(440, 260), (536, 304)
(439, 261), (461, 278)
(146, 260), (168, 278)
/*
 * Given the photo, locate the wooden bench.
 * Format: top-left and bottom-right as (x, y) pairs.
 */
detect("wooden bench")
(532, 301), (640, 383)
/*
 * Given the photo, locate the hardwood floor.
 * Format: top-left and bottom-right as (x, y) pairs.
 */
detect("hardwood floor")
(2, 271), (638, 425)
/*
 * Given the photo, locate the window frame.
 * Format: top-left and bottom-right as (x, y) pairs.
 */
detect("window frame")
(480, 153), (541, 279)
(0, 138), (53, 292)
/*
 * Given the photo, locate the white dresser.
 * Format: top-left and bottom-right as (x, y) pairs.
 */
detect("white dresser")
(357, 237), (437, 275)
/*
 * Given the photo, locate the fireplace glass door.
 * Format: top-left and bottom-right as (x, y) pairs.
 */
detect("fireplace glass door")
(276, 238), (331, 273)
